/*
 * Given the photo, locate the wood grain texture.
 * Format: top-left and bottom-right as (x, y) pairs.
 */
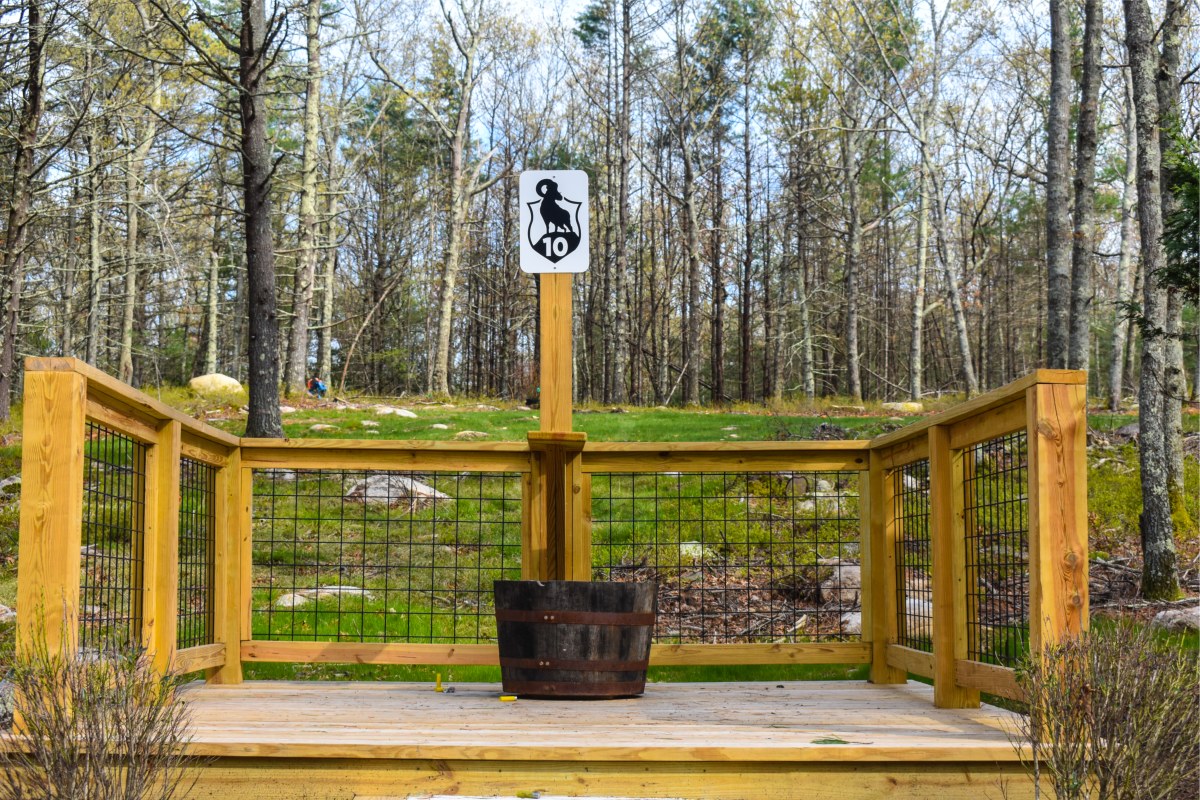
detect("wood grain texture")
(886, 644), (935, 679)
(867, 458), (905, 684)
(179, 758), (1036, 800)
(1026, 383), (1089, 654)
(16, 370), (88, 656)
(948, 399), (1026, 450)
(929, 426), (978, 709)
(85, 398), (158, 443)
(174, 643), (226, 674)
(240, 447), (530, 474)
(955, 660), (1025, 702)
(26, 357), (238, 446)
(540, 273), (573, 433)
(649, 643), (870, 665)
(869, 370), (1086, 451)
(144, 420), (182, 673)
(207, 449), (243, 684)
(168, 680), (1024, 764)
(581, 451), (868, 473)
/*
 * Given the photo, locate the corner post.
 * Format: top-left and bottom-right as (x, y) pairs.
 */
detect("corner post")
(142, 420), (181, 673)
(16, 367), (88, 657)
(929, 425), (978, 708)
(1026, 382), (1088, 655)
(207, 447), (245, 684)
(867, 453), (905, 684)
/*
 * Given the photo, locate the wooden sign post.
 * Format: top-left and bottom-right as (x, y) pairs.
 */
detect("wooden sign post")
(520, 171), (589, 580)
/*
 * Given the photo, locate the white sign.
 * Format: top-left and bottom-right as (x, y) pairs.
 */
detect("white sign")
(519, 170), (589, 273)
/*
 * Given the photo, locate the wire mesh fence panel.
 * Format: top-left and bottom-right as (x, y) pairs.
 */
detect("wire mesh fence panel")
(963, 430), (1030, 666)
(178, 457), (217, 650)
(250, 469), (523, 644)
(590, 471), (863, 644)
(893, 460), (933, 652)
(80, 422), (147, 655)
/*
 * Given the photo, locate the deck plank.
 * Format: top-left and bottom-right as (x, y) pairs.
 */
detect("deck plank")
(176, 680), (1023, 763)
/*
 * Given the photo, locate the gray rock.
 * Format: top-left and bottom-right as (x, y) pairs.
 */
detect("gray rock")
(453, 430), (489, 441)
(840, 611), (862, 635)
(1113, 422), (1140, 438)
(820, 562), (861, 607)
(882, 401), (923, 414)
(279, 405), (298, 414)
(360, 419), (379, 428)
(188, 373), (243, 395)
(0, 604), (14, 625)
(431, 423), (450, 430)
(344, 473), (450, 509)
(1152, 606), (1199, 632)
(372, 405), (417, 418)
(309, 424), (338, 432)
(0, 680), (12, 730)
(274, 593), (310, 609)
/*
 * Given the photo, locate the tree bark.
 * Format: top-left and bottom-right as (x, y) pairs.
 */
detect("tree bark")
(0, 0), (48, 420)
(739, 77), (754, 402)
(610, 0), (632, 404)
(239, 0), (283, 437)
(1108, 71), (1138, 412)
(681, 136), (702, 406)
(1044, 0), (1072, 369)
(1067, 0), (1101, 371)
(710, 121), (726, 403)
(284, 0), (323, 395)
(909, 155), (929, 401)
(841, 120), (862, 402)
(86, 133), (103, 367)
(1124, 0), (1179, 599)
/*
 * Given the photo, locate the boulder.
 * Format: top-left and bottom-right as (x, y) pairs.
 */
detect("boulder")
(453, 430), (489, 441)
(881, 401), (923, 414)
(0, 680), (11, 729)
(344, 473), (450, 510)
(679, 541), (711, 563)
(372, 405), (417, 418)
(309, 424), (338, 432)
(274, 586), (375, 609)
(1113, 422), (1140, 438)
(279, 405), (298, 414)
(819, 562), (862, 607)
(188, 373), (243, 395)
(0, 604), (14, 625)
(274, 593), (309, 609)
(360, 420), (379, 428)
(1152, 606), (1199, 633)
(431, 423), (450, 430)
(901, 597), (933, 639)
(840, 611), (862, 635)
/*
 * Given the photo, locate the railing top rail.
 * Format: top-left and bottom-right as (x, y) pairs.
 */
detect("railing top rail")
(27, 357), (239, 448)
(239, 438), (533, 452)
(867, 369), (1085, 452)
(581, 441), (870, 453)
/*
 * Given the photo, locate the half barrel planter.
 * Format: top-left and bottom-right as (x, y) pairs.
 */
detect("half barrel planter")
(493, 580), (657, 699)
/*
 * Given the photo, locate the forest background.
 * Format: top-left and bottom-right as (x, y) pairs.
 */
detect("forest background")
(0, 0), (1195, 594)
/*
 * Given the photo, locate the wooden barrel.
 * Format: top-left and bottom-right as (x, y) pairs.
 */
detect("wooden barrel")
(494, 580), (657, 699)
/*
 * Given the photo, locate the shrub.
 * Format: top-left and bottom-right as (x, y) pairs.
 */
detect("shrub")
(0, 637), (195, 800)
(1013, 622), (1199, 800)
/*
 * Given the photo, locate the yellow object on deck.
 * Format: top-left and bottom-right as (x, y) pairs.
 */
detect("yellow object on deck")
(499, 695), (517, 702)
(435, 673), (443, 692)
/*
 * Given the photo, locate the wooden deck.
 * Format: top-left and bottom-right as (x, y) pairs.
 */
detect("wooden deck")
(178, 681), (1037, 800)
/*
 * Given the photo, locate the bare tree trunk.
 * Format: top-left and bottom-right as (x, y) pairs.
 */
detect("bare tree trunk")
(316, 193), (339, 383)
(1109, 72), (1138, 411)
(841, 121), (862, 402)
(798, 213), (814, 401)
(86, 134), (103, 367)
(739, 80), (754, 402)
(710, 121), (725, 403)
(1124, 0), (1179, 599)
(284, 0), (323, 395)
(1045, 0), (1072, 369)
(240, 0), (283, 437)
(1068, 0), (1101, 371)
(0, 0), (47, 420)
(909, 156), (929, 401)
(204, 251), (219, 374)
(682, 138), (702, 406)
(610, 0), (632, 404)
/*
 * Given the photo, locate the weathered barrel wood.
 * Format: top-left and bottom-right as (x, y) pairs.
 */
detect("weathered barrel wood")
(494, 580), (656, 699)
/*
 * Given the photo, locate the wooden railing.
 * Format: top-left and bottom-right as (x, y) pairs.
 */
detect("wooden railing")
(15, 359), (1087, 708)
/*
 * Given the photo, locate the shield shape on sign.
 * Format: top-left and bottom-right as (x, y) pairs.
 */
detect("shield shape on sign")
(526, 177), (583, 264)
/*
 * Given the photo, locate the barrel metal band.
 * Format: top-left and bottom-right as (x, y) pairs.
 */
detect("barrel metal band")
(499, 656), (650, 672)
(495, 609), (655, 626)
(502, 680), (647, 697)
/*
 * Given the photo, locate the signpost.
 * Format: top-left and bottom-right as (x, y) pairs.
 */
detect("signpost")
(520, 170), (589, 580)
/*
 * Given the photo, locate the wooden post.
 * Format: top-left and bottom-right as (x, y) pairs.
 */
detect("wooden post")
(16, 368), (88, 657)
(530, 272), (588, 580)
(929, 425), (978, 709)
(867, 455), (905, 684)
(527, 432), (587, 580)
(208, 448), (246, 684)
(540, 273), (573, 433)
(1027, 382), (1088, 655)
(142, 420), (181, 673)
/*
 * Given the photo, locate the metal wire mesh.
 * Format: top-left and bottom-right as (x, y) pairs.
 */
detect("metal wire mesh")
(177, 457), (217, 650)
(80, 422), (147, 655)
(963, 430), (1030, 666)
(893, 459), (933, 652)
(250, 469), (523, 643)
(590, 471), (862, 643)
